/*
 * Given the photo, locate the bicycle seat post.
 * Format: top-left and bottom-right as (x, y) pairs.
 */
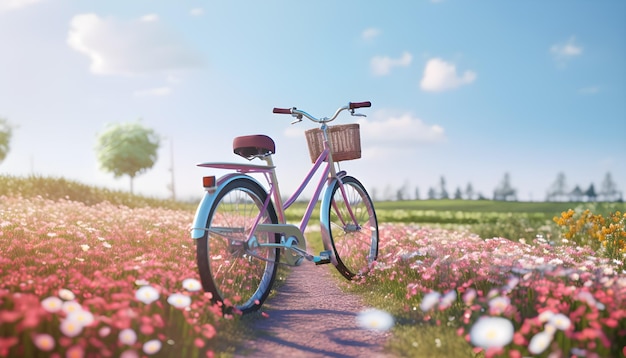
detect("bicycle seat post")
(262, 154), (285, 224)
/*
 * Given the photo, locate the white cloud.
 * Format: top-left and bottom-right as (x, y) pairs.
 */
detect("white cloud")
(370, 52), (412, 76)
(579, 86), (600, 95)
(282, 111), (445, 161)
(551, 36), (583, 59)
(420, 58), (476, 92)
(362, 28), (380, 41)
(0, 0), (44, 12)
(190, 8), (204, 16)
(358, 111), (446, 146)
(140, 14), (159, 22)
(67, 13), (203, 76)
(133, 87), (172, 97)
(282, 110), (445, 148)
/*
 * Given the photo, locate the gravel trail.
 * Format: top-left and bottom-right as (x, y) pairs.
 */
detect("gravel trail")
(234, 261), (393, 358)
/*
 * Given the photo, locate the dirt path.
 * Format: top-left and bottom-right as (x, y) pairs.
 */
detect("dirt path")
(234, 261), (393, 358)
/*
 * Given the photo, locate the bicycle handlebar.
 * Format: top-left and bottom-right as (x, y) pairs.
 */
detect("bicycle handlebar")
(273, 101), (371, 124)
(349, 101), (371, 109)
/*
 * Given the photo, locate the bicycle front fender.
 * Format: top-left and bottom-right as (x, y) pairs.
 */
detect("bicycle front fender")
(190, 173), (264, 240)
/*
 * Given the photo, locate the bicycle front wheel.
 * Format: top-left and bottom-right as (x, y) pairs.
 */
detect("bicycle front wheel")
(196, 177), (280, 314)
(322, 176), (378, 280)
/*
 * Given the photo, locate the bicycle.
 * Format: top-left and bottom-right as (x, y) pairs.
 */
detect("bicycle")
(190, 101), (379, 313)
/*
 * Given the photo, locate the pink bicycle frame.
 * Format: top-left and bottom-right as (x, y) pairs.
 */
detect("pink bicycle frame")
(191, 125), (358, 253)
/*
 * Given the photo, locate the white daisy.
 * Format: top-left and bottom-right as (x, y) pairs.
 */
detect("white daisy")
(182, 278), (202, 292)
(67, 309), (95, 327)
(420, 291), (441, 312)
(143, 339), (162, 355)
(58, 288), (76, 301)
(356, 308), (394, 331)
(60, 318), (84, 337)
(41, 296), (63, 313)
(469, 316), (514, 349)
(61, 301), (83, 315)
(167, 293), (192, 309)
(488, 296), (510, 314)
(135, 285), (160, 304)
(119, 328), (137, 345)
(549, 313), (571, 331)
(528, 330), (553, 355)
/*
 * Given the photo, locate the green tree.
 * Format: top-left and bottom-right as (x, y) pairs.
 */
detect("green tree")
(493, 172), (517, 201)
(547, 172), (568, 201)
(439, 176), (449, 199)
(454, 187), (463, 199)
(0, 117), (14, 165)
(95, 121), (160, 194)
(600, 172), (620, 201)
(585, 183), (597, 202)
(465, 182), (474, 200)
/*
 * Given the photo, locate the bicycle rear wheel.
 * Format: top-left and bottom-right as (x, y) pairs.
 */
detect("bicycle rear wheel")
(196, 177), (280, 314)
(322, 176), (378, 280)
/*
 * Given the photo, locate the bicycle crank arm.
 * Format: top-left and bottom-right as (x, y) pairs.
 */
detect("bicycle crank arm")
(255, 223), (307, 266)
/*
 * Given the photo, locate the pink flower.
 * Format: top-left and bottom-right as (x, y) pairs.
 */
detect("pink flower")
(98, 326), (111, 337)
(201, 323), (216, 340)
(66, 345), (85, 358)
(119, 350), (139, 358)
(0, 336), (18, 356)
(33, 333), (55, 352)
(463, 288), (477, 305)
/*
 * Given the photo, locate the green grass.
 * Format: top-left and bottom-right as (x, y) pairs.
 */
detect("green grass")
(0, 174), (196, 210)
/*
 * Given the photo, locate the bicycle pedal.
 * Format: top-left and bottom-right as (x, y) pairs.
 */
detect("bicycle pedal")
(313, 250), (332, 265)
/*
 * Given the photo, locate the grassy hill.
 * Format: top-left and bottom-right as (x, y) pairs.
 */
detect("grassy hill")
(0, 175), (195, 211)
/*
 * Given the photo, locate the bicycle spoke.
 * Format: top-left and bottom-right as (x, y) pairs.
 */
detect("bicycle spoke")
(324, 176), (378, 280)
(196, 178), (279, 313)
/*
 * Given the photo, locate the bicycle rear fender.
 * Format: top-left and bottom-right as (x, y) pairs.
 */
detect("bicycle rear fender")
(190, 173), (265, 240)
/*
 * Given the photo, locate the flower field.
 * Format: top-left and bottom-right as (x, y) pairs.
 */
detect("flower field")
(1, 176), (625, 357)
(0, 196), (226, 357)
(358, 223), (626, 357)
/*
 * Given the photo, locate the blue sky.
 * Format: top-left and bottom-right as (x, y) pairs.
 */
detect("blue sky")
(1, 0), (624, 202)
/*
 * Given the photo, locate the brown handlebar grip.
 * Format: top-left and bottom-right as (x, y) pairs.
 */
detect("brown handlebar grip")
(349, 101), (372, 109)
(273, 107), (292, 114)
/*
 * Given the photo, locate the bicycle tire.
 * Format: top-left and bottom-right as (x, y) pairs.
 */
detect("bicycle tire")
(196, 177), (280, 314)
(322, 175), (379, 280)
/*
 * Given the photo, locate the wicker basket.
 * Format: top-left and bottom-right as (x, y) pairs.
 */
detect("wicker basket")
(304, 124), (361, 163)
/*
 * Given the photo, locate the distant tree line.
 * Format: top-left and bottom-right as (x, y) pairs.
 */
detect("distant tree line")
(371, 172), (623, 202)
